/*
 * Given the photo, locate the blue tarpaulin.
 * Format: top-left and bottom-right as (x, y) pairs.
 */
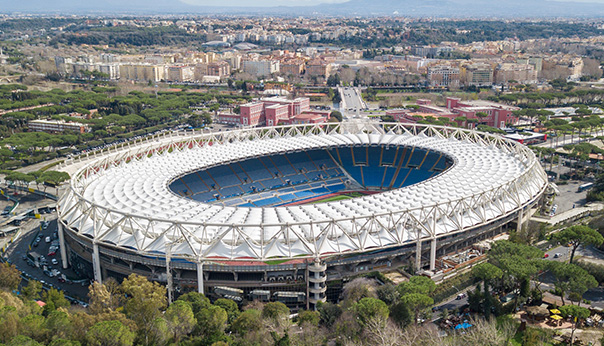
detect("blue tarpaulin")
(455, 322), (473, 330)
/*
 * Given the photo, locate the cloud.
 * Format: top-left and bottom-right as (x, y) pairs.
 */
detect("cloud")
(181, 0), (348, 6)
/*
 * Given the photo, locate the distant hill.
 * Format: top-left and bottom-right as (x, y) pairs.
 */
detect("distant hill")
(2, 0), (604, 17)
(314, 0), (604, 17)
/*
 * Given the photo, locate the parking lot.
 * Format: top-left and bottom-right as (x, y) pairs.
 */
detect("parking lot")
(553, 180), (589, 214)
(0, 191), (91, 303)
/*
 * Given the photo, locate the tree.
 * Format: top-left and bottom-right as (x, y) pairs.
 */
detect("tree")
(330, 110), (342, 122)
(342, 277), (377, 305)
(559, 305), (590, 346)
(85, 320), (135, 346)
(548, 261), (597, 306)
(177, 292), (211, 315)
(376, 283), (400, 306)
(297, 310), (320, 327)
(48, 339), (81, 346)
(231, 309), (262, 335)
(0, 306), (20, 343)
(213, 298), (240, 325)
(390, 301), (413, 327)
(554, 225), (603, 263)
(262, 302), (289, 321)
(88, 280), (121, 315)
(165, 300), (196, 342)
(119, 274), (167, 346)
(353, 297), (389, 326)
(45, 310), (73, 342)
(21, 280), (42, 301)
(317, 302), (342, 328)
(399, 293), (433, 324)
(398, 276), (436, 296)
(471, 262), (503, 292)
(327, 74), (341, 87)
(488, 240), (543, 304)
(0, 263), (21, 291)
(195, 305), (227, 343)
(19, 314), (47, 342)
(7, 335), (43, 346)
(42, 288), (70, 313)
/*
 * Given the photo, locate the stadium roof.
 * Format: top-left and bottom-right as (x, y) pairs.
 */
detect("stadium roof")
(58, 122), (547, 261)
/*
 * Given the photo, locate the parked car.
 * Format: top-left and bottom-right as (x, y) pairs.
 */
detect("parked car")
(51, 258), (58, 265)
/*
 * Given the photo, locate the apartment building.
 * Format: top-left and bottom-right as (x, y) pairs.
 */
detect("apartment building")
(280, 59), (306, 76)
(427, 65), (460, 87)
(446, 97), (519, 129)
(242, 60), (280, 77)
(461, 63), (494, 86)
(28, 120), (89, 134)
(166, 65), (195, 82)
(119, 64), (165, 83)
(220, 97), (312, 127)
(494, 63), (537, 84)
(306, 59), (332, 78)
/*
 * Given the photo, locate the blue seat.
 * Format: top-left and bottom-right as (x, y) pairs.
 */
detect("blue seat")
(327, 183), (346, 192)
(382, 167), (397, 188)
(407, 149), (428, 168)
(367, 147), (381, 167)
(352, 147), (368, 165)
(279, 193), (296, 202)
(380, 147), (398, 166)
(209, 165), (241, 187)
(270, 155), (297, 176)
(401, 169), (431, 187)
(254, 197), (282, 207)
(219, 186), (243, 197)
(362, 166), (385, 187)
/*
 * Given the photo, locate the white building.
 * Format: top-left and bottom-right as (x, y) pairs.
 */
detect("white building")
(242, 60), (280, 77)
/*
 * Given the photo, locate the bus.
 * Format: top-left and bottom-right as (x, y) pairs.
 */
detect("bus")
(578, 182), (594, 192)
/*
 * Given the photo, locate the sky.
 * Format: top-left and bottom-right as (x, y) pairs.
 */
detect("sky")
(180, 0), (604, 4)
(181, 0), (347, 6)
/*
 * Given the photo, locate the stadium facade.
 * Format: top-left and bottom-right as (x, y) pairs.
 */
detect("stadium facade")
(57, 122), (548, 309)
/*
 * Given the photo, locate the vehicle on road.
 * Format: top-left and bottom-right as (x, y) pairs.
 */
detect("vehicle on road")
(554, 253), (562, 258)
(578, 182), (594, 192)
(51, 258), (58, 265)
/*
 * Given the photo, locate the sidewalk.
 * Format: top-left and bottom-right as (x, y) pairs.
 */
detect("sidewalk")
(531, 203), (604, 225)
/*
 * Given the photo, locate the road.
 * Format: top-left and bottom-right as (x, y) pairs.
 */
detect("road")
(432, 284), (475, 318)
(339, 87), (367, 120)
(6, 216), (91, 302)
(539, 244), (604, 309)
(536, 131), (604, 149)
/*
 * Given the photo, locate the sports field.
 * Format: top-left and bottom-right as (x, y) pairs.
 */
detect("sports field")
(309, 191), (365, 204)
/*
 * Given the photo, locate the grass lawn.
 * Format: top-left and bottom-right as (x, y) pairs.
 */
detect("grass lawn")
(310, 192), (365, 204)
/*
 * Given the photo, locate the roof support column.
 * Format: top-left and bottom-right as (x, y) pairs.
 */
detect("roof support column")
(197, 261), (204, 295)
(57, 221), (68, 270)
(415, 231), (422, 272)
(92, 241), (102, 284)
(166, 243), (174, 304)
(516, 207), (524, 233)
(430, 237), (437, 272)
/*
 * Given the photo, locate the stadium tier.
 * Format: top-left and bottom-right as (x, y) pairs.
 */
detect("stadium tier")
(169, 145), (452, 207)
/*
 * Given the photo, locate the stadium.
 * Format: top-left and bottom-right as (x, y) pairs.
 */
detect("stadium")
(57, 122), (548, 309)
